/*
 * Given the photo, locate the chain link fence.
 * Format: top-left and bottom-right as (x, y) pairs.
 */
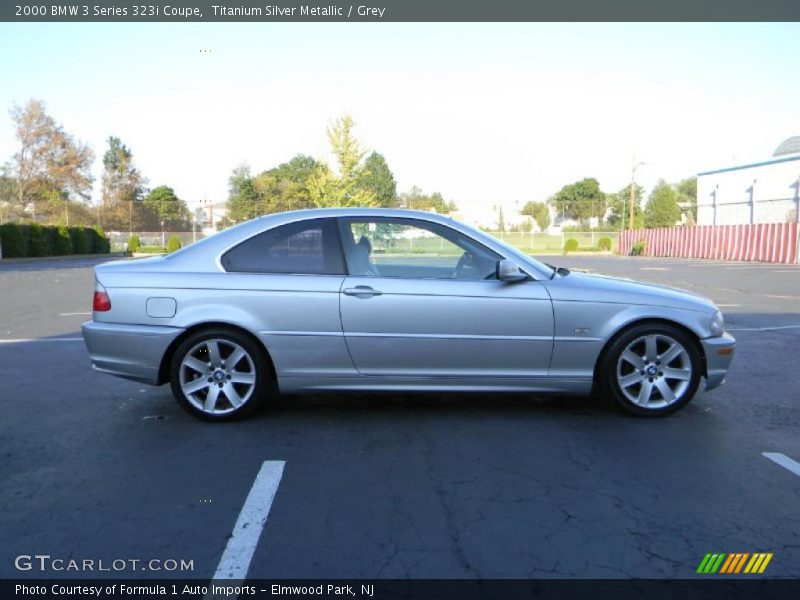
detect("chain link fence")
(106, 229), (620, 253)
(485, 231), (619, 252)
(106, 231), (206, 251)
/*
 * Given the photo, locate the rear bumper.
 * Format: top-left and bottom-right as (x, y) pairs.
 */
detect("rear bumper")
(701, 332), (736, 391)
(82, 321), (184, 385)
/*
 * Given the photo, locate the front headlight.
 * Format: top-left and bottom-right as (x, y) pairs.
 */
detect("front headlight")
(710, 310), (724, 336)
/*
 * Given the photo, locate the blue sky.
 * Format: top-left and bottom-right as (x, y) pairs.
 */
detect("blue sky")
(1, 22), (798, 223)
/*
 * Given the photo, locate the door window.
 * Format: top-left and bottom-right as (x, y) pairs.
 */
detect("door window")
(339, 218), (500, 280)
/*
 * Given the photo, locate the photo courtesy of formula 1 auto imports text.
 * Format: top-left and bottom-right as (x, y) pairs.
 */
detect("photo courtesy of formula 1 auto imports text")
(1, 1), (799, 599)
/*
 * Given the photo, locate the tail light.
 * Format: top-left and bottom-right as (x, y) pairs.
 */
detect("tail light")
(93, 283), (111, 312)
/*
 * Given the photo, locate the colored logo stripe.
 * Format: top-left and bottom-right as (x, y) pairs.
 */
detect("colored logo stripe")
(720, 553), (748, 573)
(697, 553), (725, 573)
(697, 553), (773, 574)
(744, 553), (773, 574)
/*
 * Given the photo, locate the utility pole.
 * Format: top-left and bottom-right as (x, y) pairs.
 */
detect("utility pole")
(629, 156), (645, 231)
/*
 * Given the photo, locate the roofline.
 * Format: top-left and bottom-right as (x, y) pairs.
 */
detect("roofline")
(255, 207), (454, 218)
(167, 206), (554, 280)
(698, 154), (800, 177)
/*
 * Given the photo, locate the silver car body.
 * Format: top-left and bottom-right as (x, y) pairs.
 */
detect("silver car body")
(82, 208), (735, 395)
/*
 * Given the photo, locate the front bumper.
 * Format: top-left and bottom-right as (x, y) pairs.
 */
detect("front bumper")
(700, 331), (736, 391)
(82, 321), (184, 385)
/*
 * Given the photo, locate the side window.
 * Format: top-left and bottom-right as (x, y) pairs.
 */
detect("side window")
(221, 218), (345, 275)
(340, 219), (501, 280)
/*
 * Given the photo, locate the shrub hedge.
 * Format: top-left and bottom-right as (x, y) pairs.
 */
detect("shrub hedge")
(127, 235), (141, 252)
(0, 223), (111, 259)
(630, 240), (647, 256)
(564, 238), (579, 253)
(598, 237), (612, 251)
(53, 225), (73, 255)
(137, 245), (168, 254)
(166, 235), (182, 253)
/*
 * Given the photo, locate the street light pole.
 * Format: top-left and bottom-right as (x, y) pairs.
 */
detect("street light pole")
(629, 157), (645, 231)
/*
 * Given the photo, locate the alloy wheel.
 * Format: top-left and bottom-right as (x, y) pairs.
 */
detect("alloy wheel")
(179, 338), (257, 416)
(615, 333), (693, 409)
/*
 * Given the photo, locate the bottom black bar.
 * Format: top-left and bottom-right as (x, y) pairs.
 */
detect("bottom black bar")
(4, 579), (800, 600)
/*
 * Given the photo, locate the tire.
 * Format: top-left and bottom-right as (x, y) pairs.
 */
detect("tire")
(169, 327), (270, 421)
(601, 323), (702, 417)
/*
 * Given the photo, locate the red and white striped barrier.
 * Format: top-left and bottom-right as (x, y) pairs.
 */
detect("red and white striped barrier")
(618, 223), (799, 264)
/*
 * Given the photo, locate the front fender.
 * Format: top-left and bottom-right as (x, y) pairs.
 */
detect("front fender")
(548, 301), (714, 379)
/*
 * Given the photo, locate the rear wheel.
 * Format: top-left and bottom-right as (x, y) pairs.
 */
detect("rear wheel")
(602, 323), (702, 417)
(169, 328), (269, 421)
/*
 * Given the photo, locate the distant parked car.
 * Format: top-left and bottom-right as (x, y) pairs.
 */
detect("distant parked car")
(82, 208), (735, 420)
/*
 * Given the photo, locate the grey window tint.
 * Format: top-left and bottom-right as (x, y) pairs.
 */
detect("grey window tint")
(341, 219), (500, 280)
(222, 218), (345, 274)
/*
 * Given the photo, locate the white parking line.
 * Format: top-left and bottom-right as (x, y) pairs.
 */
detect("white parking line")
(59, 312), (91, 316)
(0, 338), (83, 344)
(727, 325), (800, 332)
(763, 453), (800, 478)
(726, 265), (791, 270)
(211, 460), (285, 580)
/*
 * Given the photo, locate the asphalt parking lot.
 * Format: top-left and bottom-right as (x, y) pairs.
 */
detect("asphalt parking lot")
(1, 254), (799, 580)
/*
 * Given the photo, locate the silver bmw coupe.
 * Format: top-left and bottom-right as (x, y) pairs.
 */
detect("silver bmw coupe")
(82, 208), (735, 420)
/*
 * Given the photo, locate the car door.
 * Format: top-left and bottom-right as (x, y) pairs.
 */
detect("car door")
(337, 217), (554, 378)
(219, 217), (355, 379)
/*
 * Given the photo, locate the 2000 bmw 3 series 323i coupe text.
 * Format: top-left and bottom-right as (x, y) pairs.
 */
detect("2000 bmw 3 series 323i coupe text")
(82, 208), (735, 421)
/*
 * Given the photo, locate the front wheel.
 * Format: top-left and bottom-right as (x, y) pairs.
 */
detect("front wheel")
(602, 323), (702, 417)
(169, 328), (269, 421)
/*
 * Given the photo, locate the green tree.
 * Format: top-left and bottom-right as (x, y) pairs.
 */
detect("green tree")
(606, 184), (644, 229)
(398, 186), (457, 213)
(357, 152), (397, 207)
(311, 115), (377, 207)
(551, 178), (606, 223)
(226, 164), (258, 222)
(521, 201), (551, 231)
(142, 185), (190, 231)
(100, 136), (148, 231)
(675, 177), (697, 225)
(252, 155), (322, 214)
(644, 180), (681, 228)
(271, 155), (321, 187)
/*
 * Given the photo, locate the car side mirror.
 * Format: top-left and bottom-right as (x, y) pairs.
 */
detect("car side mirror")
(496, 259), (528, 283)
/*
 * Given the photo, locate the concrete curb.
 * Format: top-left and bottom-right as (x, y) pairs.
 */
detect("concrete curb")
(0, 252), (129, 264)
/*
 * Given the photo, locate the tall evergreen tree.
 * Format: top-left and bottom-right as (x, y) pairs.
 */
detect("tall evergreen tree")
(644, 180), (681, 228)
(357, 152), (397, 207)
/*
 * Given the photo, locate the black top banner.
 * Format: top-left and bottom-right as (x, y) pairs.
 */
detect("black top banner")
(3, 0), (800, 22)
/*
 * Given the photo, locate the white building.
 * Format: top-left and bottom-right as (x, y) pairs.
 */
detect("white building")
(697, 136), (800, 226)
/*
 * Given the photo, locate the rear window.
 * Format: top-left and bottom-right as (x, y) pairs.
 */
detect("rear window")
(221, 218), (345, 275)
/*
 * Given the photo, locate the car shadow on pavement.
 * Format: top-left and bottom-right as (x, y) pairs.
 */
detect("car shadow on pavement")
(265, 391), (624, 419)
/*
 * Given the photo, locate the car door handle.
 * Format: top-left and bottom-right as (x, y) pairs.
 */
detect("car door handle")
(343, 286), (383, 297)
